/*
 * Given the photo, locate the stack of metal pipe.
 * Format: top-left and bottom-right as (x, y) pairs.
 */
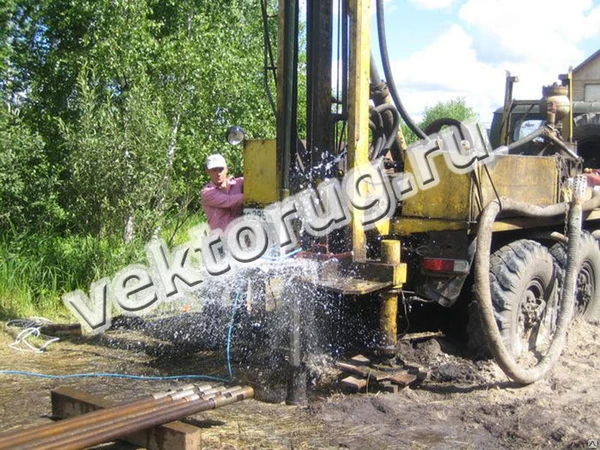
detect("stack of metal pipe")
(0, 383), (253, 450)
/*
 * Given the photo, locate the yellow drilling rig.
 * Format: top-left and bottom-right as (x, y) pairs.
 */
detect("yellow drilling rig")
(221, 0), (600, 399)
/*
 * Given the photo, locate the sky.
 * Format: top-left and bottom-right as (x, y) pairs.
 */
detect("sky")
(372, 0), (600, 125)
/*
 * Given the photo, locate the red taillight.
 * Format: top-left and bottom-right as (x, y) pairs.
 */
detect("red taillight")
(422, 258), (469, 274)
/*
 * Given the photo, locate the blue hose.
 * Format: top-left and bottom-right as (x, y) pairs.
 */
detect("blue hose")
(0, 269), (261, 383)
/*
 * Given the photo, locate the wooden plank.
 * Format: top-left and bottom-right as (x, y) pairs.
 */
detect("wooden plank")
(336, 362), (389, 381)
(371, 363), (403, 372)
(51, 386), (201, 450)
(387, 372), (417, 387)
(340, 376), (368, 390)
(398, 331), (444, 341)
(337, 361), (371, 377)
(350, 354), (370, 366)
(337, 362), (396, 382)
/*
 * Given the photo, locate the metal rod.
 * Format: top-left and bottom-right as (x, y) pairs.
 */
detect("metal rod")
(0, 384), (210, 447)
(278, 0), (299, 196)
(546, 132), (581, 160)
(39, 387), (241, 450)
(286, 291), (306, 405)
(39, 386), (253, 450)
(19, 386), (229, 450)
(0, 384), (219, 450)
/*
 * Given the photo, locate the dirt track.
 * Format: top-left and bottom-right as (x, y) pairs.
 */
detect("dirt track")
(0, 318), (598, 450)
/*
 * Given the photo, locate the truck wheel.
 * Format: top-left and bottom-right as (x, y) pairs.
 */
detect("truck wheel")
(574, 113), (600, 168)
(549, 232), (600, 322)
(489, 240), (558, 361)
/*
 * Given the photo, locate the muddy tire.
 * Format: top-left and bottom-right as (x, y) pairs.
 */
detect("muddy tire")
(489, 240), (558, 361)
(574, 112), (600, 167)
(549, 232), (600, 322)
(468, 240), (558, 359)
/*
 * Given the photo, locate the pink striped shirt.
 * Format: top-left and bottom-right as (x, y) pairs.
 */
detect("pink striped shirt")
(201, 177), (244, 232)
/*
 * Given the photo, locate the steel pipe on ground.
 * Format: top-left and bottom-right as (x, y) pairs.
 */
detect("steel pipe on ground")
(0, 384), (208, 448)
(40, 386), (254, 450)
(18, 386), (228, 450)
(0, 384), (252, 450)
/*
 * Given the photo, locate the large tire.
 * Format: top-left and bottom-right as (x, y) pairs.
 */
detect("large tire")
(574, 112), (600, 168)
(467, 240), (558, 360)
(489, 240), (558, 360)
(550, 232), (600, 322)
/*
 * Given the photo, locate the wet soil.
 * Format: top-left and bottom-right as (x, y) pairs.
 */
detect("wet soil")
(0, 315), (598, 450)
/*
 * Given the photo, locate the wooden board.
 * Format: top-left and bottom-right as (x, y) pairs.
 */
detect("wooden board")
(337, 356), (426, 393)
(341, 376), (368, 390)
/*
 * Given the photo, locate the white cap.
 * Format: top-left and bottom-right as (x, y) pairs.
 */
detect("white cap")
(206, 154), (227, 170)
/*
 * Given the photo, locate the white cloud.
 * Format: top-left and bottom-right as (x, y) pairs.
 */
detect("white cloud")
(408, 0), (455, 9)
(387, 2), (600, 127)
(389, 24), (505, 124)
(459, 0), (600, 68)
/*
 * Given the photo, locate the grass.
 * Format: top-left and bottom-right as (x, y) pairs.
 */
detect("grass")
(0, 233), (144, 321)
(0, 212), (210, 322)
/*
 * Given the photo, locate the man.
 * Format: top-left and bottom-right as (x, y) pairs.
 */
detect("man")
(585, 168), (600, 188)
(201, 154), (244, 231)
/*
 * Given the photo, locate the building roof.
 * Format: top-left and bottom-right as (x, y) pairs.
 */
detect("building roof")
(573, 49), (600, 73)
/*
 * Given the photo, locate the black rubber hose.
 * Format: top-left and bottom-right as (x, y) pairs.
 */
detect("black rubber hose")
(473, 184), (598, 384)
(374, 104), (400, 158)
(375, 0), (427, 140)
(369, 53), (406, 162)
(369, 109), (385, 158)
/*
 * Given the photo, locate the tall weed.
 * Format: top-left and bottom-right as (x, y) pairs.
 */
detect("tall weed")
(0, 233), (145, 321)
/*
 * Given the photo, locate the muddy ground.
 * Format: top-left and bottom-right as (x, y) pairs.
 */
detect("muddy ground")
(0, 312), (598, 450)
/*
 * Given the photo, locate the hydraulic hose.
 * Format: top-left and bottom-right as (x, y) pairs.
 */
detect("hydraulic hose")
(369, 53), (406, 162)
(369, 103), (400, 159)
(496, 125), (582, 162)
(474, 180), (597, 384)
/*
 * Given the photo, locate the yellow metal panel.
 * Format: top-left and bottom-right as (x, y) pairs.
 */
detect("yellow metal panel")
(243, 139), (279, 207)
(402, 154), (473, 221)
(491, 207), (600, 231)
(473, 155), (559, 218)
(399, 153), (560, 227)
(391, 218), (469, 236)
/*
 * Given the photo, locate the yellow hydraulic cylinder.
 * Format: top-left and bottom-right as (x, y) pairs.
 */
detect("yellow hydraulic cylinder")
(379, 239), (401, 353)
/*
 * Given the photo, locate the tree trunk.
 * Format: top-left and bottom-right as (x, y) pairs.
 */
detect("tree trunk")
(152, 108), (181, 238)
(123, 212), (135, 243)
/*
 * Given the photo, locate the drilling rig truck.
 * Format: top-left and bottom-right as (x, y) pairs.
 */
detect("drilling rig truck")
(223, 0), (600, 394)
